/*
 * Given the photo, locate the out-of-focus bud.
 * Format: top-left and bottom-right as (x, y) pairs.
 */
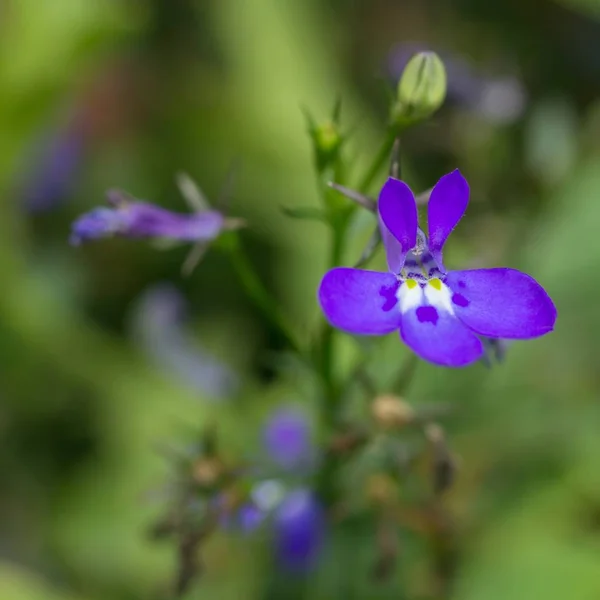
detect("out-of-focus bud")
(392, 52), (447, 127)
(303, 100), (344, 175)
(315, 120), (342, 158)
(192, 457), (224, 489)
(366, 474), (398, 507)
(371, 394), (415, 429)
(310, 119), (343, 174)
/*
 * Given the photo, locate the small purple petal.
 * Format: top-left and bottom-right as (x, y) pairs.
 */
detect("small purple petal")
(263, 407), (311, 471)
(69, 207), (126, 245)
(445, 268), (557, 339)
(238, 503), (266, 532)
(319, 268), (402, 335)
(124, 203), (224, 241)
(379, 214), (405, 274)
(218, 500), (265, 533)
(273, 489), (324, 572)
(427, 170), (469, 269)
(378, 178), (418, 271)
(400, 305), (483, 367)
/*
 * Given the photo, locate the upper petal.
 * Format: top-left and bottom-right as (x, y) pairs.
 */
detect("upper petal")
(398, 280), (483, 367)
(318, 268), (402, 335)
(378, 213), (405, 274)
(445, 268), (557, 339)
(427, 170), (469, 268)
(378, 178), (418, 270)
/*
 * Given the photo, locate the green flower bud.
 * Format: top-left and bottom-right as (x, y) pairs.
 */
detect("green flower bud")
(314, 120), (342, 156)
(392, 52), (447, 127)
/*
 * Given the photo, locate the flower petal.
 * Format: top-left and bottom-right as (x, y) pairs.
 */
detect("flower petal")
(274, 489), (324, 572)
(318, 268), (401, 335)
(69, 207), (125, 245)
(427, 170), (469, 268)
(126, 203), (224, 241)
(398, 281), (483, 367)
(263, 407), (311, 471)
(379, 214), (405, 273)
(400, 307), (483, 367)
(445, 268), (557, 339)
(378, 178), (418, 271)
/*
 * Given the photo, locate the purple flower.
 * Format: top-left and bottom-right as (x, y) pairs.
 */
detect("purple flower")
(273, 489), (324, 572)
(263, 407), (312, 471)
(219, 500), (266, 533)
(70, 193), (224, 246)
(318, 170), (557, 367)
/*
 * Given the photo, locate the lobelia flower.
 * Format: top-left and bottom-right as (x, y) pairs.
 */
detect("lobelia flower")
(318, 170), (557, 367)
(263, 406), (314, 472)
(221, 408), (324, 570)
(273, 488), (325, 572)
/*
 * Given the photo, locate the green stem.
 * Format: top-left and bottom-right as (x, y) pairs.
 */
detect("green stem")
(319, 217), (347, 423)
(318, 128), (399, 418)
(316, 128), (402, 505)
(357, 128), (398, 193)
(227, 237), (301, 354)
(392, 352), (419, 395)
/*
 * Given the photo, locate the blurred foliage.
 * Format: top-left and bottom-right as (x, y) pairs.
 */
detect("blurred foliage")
(1, 0), (600, 599)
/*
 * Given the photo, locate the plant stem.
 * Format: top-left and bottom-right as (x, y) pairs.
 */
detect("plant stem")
(357, 128), (398, 194)
(318, 127), (399, 423)
(227, 237), (301, 354)
(319, 216), (348, 423)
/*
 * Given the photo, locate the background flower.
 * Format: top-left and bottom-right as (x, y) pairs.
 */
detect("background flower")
(130, 283), (238, 399)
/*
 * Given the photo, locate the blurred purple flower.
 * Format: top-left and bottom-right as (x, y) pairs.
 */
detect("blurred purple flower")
(20, 126), (85, 213)
(263, 407), (313, 471)
(131, 283), (238, 399)
(219, 500), (266, 533)
(70, 191), (225, 246)
(389, 43), (527, 125)
(273, 489), (325, 572)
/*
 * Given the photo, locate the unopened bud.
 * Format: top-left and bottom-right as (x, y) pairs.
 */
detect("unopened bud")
(366, 474), (398, 506)
(315, 121), (341, 155)
(312, 120), (343, 174)
(191, 457), (223, 488)
(393, 52), (447, 126)
(371, 394), (415, 429)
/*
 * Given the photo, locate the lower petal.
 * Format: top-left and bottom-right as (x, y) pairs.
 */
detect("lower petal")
(400, 305), (483, 367)
(445, 268), (557, 339)
(318, 268), (402, 335)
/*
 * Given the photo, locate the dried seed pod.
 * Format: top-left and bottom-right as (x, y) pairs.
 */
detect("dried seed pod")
(372, 394), (416, 429)
(424, 423), (459, 496)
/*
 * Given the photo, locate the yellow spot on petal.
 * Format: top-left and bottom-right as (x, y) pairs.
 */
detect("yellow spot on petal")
(429, 278), (442, 291)
(405, 279), (418, 289)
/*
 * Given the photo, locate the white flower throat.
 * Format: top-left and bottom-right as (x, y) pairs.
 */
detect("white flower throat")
(395, 235), (454, 317)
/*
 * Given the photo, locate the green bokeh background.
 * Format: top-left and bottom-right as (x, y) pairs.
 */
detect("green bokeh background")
(1, 0), (600, 598)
